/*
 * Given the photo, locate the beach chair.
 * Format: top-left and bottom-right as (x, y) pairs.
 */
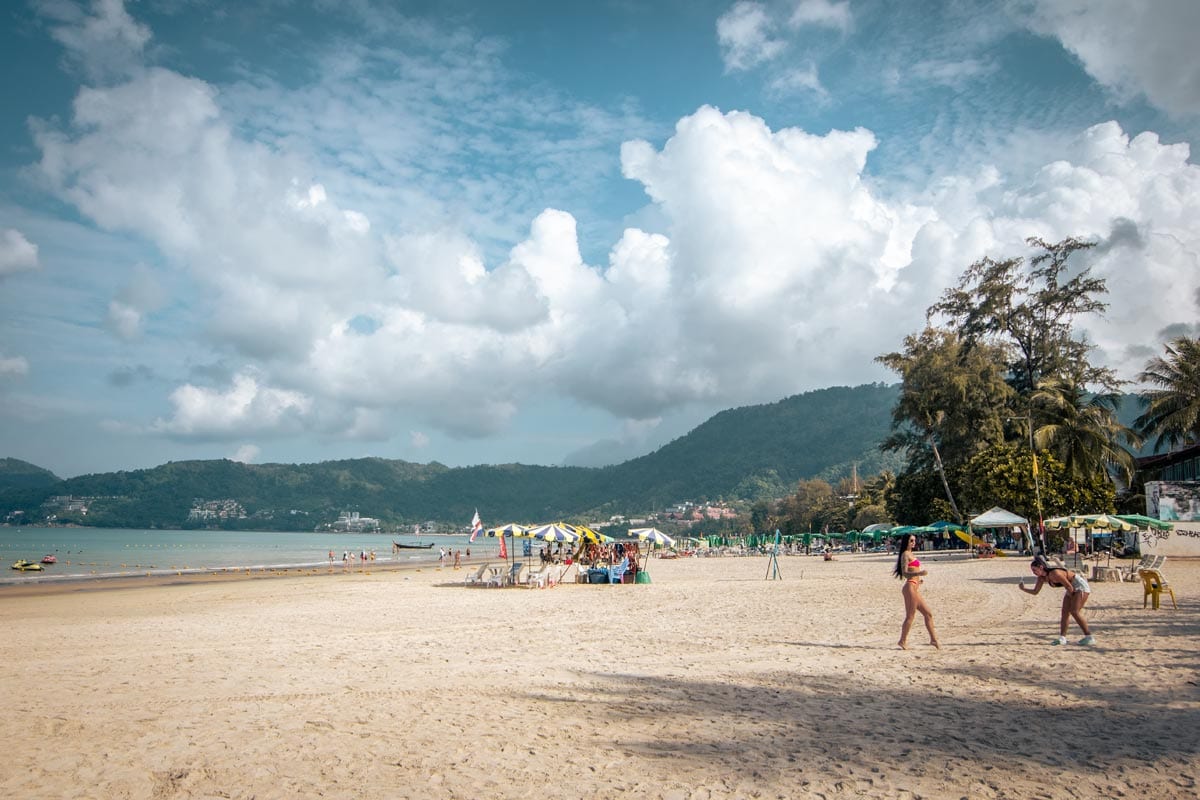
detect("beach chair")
(524, 565), (543, 586)
(526, 566), (551, 589)
(485, 564), (511, 588)
(607, 558), (629, 584)
(1127, 554), (1166, 581)
(1139, 568), (1177, 610)
(464, 562), (491, 586)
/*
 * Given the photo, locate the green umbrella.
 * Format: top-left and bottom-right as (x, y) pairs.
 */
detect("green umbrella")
(1115, 514), (1174, 531)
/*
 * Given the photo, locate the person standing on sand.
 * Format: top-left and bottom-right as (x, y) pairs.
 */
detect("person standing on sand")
(894, 534), (939, 650)
(1019, 554), (1095, 645)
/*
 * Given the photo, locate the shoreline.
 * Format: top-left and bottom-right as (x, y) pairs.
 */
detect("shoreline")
(0, 555), (486, 597)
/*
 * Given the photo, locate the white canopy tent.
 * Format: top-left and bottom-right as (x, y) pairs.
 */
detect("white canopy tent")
(969, 507), (1034, 552)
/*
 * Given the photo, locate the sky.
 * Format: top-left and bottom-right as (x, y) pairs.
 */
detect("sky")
(1, 0), (1198, 480)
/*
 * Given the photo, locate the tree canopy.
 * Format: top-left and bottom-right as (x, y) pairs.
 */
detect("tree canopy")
(878, 236), (1135, 524)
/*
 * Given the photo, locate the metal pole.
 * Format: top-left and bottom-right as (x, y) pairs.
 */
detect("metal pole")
(1028, 414), (1045, 552)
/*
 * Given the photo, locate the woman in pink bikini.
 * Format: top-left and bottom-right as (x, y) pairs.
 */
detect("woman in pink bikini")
(894, 533), (939, 650)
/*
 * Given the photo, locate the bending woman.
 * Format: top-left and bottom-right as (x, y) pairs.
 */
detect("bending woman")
(1019, 554), (1094, 645)
(894, 534), (939, 650)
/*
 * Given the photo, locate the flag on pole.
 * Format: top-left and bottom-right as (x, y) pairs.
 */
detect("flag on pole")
(469, 509), (483, 543)
(497, 529), (507, 560)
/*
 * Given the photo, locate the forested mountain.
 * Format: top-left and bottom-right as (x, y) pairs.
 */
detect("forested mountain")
(0, 384), (902, 529)
(0, 458), (61, 491)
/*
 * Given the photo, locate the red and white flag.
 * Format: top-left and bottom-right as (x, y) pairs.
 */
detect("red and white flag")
(469, 509), (483, 543)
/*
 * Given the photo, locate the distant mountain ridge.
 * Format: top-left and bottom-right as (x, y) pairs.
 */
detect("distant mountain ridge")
(0, 458), (61, 491)
(0, 384), (902, 529)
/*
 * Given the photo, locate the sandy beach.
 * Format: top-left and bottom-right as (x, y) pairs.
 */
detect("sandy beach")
(2, 552), (1198, 799)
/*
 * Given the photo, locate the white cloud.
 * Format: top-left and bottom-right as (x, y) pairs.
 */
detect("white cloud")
(717, 2), (786, 72)
(106, 300), (141, 340)
(902, 120), (1200, 383)
(767, 64), (827, 99)
(105, 262), (166, 339)
(0, 229), (40, 275)
(39, 0), (151, 83)
(230, 444), (260, 463)
(23, 3), (1200, 458)
(153, 372), (313, 438)
(0, 353), (30, 377)
(787, 0), (853, 33)
(906, 58), (995, 90)
(1018, 0), (1200, 117)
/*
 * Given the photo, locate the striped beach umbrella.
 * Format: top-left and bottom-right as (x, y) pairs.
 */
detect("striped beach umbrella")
(524, 523), (581, 543)
(572, 524), (614, 544)
(486, 523), (528, 537)
(630, 527), (675, 548)
(1115, 514), (1173, 531)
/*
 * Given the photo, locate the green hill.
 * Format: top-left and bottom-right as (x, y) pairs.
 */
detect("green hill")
(0, 384), (902, 529)
(0, 458), (61, 491)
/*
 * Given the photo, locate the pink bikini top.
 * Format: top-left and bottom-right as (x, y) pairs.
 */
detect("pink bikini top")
(908, 558), (921, 568)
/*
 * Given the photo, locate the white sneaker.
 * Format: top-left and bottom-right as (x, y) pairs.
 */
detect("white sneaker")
(1051, 636), (1068, 645)
(1078, 635), (1095, 646)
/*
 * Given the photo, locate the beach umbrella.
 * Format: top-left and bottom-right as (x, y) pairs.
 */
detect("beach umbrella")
(1078, 514), (1134, 531)
(1045, 514), (1133, 531)
(1115, 514), (1174, 531)
(573, 524), (614, 544)
(1045, 514), (1134, 566)
(486, 523), (528, 537)
(524, 523), (581, 544)
(485, 523), (526, 565)
(629, 528), (674, 581)
(630, 527), (675, 548)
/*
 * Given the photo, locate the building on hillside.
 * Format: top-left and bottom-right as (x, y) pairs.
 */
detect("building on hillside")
(330, 511), (381, 532)
(188, 499), (247, 521)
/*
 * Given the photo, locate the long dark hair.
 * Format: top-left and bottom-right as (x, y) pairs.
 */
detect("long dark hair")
(893, 534), (917, 578)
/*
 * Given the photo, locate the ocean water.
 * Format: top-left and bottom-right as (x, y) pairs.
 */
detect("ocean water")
(0, 528), (507, 585)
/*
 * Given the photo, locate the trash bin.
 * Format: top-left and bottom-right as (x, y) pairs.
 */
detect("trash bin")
(635, 571), (651, 584)
(588, 569), (608, 584)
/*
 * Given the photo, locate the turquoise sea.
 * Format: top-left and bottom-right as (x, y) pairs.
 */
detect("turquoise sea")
(0, 528), (506, 585)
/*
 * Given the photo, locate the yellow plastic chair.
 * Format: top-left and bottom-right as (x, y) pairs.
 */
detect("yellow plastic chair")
(1139, 569), (1177, 610)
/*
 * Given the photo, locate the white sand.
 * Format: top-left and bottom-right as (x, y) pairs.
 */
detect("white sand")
(2, 552), (1198, 799)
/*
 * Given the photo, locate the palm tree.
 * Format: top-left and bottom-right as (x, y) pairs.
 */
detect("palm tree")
(1136, 336), (1200, 451)
(1030, 378), (1140, 482)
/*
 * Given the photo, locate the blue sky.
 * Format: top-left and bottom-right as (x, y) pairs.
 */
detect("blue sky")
(1, 0), (1198, 479)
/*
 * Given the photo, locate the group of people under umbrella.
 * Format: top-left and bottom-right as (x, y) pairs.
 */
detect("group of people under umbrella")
(482, 522), (676, 585)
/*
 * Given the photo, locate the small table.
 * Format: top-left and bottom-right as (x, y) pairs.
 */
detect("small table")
(1091, 566), (1123, 582)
